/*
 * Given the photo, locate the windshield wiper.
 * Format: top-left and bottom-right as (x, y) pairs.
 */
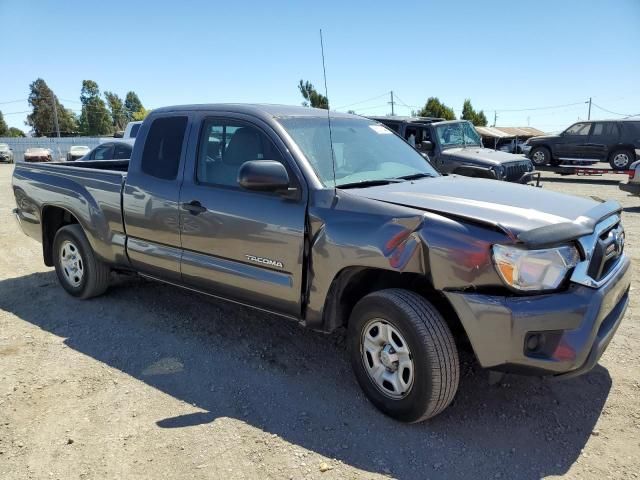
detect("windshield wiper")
(396, 172), (435, 181)
(336, 179), (403, 189)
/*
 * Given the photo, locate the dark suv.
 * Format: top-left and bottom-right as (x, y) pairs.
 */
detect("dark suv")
(526, 119), (640, 170)
(370, 116), (536, 183)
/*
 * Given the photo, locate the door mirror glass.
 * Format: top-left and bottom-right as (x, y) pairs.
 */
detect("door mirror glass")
(238, 160), (290, 192)
(421, 140), (434, 151)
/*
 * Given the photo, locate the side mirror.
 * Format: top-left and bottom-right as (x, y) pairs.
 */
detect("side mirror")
(420, 141), (434, 151)
(238, 160), (291, 193)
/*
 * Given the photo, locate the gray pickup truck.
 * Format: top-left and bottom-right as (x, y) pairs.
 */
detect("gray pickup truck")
(12, 104), (631, 422)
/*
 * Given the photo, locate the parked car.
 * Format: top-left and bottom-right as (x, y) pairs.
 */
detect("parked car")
(23, 147), (52, 162)
(122, 121), (142, 142)
(369, 116), (536, 183)
(619, 160), (640, 195)
(0, 143), (14, 163)
(498, 138), (529, 154)
(526, 119), (640, 170)
(77, 141), (132, 161)
(66, 146), (91, 162)
(12, 105), (630, 422)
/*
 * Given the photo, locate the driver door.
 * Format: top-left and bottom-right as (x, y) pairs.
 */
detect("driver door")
(178, 114), (307, 317)
(556, 122), (592, 160)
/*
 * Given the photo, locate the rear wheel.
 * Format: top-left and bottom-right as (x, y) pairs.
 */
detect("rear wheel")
(609, 149), (633, 171)
(348, 289), (460, 423)
(53, 225), (111, 299)
(530, 146), (551, 167)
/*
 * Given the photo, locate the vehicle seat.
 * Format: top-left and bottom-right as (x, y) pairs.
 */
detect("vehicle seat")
(211, 128), (264, 185)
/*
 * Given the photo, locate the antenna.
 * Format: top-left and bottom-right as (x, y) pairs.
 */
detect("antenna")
(319, 29), (337, 194)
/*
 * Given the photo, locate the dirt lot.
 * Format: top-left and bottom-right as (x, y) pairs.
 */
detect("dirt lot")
(1, 164), (639, 480)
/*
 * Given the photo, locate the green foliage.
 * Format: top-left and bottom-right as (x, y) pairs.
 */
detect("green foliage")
(131, 107), (149, 121)
(79, 80), (113, 136)
(124, 92), (144, 121)
(26, 78), (78, 137)
(8, 127), (26, 137)
(417, 97), (456, 120)
(298, 80), (329, 109)
(461, 99), (488, 126)
(104, 91), (128, 131)
(0, 111), (8, 136)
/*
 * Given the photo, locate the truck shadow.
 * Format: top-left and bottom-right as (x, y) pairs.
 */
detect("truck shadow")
(0, 271), (611, 480)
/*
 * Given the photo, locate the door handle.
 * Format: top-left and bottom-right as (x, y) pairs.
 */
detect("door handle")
(183, 200), (207, 215)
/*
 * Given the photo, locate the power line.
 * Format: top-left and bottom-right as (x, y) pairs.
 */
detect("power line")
(591, 102), (635, 117)
(0, 98), (28, 105)
(335, 92), (391, 110)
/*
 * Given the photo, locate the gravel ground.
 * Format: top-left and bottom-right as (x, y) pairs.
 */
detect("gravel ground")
(1, 164), (639, 480)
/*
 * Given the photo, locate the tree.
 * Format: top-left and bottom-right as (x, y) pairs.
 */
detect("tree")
(461, 99), (488, 126)
(298, 80), (328, 109)
(0, 111), (8, 136)
(104, 91), (127, 131)
(417, 97), (455, 120)
(26, 78), (78, 136)
(78, 80), (112, 136)
(124, 91), (144, 121)
(8, 127), (26, 137)
(131, 107), (149, 121)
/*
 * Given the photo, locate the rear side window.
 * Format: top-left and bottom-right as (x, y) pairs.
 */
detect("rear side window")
(130, 123), (141, 138)
(141, 116), (188, 180)
(114, 143), (132, 159)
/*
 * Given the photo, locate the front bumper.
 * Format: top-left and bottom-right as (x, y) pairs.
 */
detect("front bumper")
(619, 181), (640, 195)
(444, 255), (630, 378)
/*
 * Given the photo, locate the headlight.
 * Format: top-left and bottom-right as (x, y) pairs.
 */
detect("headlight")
(491, 165), (505, 178)
(492, 244), (580, 291)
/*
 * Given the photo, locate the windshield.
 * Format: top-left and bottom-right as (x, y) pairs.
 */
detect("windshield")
(278, 117), (439, 187)
(435, 122), (482, 148)
(0, 144), (9, 150)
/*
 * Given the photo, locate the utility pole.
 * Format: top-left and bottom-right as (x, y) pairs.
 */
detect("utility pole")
(587, 97), (592, 120)
(52, 95), (60, 138)
(493, 110), (498, 127)
(389, 91), (395, 116)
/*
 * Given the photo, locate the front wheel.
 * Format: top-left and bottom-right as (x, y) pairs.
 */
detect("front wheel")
(53, 224), (111, 299)
(609, 149), (633, 171)
(348, 289), (460, 423)
(530, 146), (551, 166)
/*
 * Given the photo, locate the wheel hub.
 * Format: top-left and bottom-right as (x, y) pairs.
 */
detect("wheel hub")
(59, 240), (84, 287)
(360, 319), (415, 399)
(379, 344), (399, 371)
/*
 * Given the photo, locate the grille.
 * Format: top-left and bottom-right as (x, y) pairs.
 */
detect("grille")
(504, 161), (530, 181)
(587, 223), (624, 281)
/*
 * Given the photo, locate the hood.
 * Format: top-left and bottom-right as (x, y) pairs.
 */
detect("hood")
(347, 175), (601, 236)
(442, 147), (528, 166)
(0, 147), (10, 153)
(528, 134), (560, 144)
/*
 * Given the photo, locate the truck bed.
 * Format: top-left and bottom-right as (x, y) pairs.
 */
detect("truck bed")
(12, 160), (128, 266)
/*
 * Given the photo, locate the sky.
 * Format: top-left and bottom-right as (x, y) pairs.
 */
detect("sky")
(1, 0), (639, 134)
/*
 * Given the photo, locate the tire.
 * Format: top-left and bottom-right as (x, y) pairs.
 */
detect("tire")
(52, 224), (111, 299)
(530, 146), (551, 167)
(609, 149), (634, 171)
(348, 289), (460, 423)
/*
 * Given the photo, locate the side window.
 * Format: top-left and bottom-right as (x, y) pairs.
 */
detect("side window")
(591, 123), (604, 136)
(93, 144), (114, 160)
(114, 143), (132, 159)
(405, 127), (417, 146)
(382, 122), (399, 133)
(604, 123), (619, 136)
(141, 116), (188, 180)
(565, 123), (591, 135)
(197, 120), (284, 187)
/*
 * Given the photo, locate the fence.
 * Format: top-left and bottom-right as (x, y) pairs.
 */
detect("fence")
(0, 137), (110, 162)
